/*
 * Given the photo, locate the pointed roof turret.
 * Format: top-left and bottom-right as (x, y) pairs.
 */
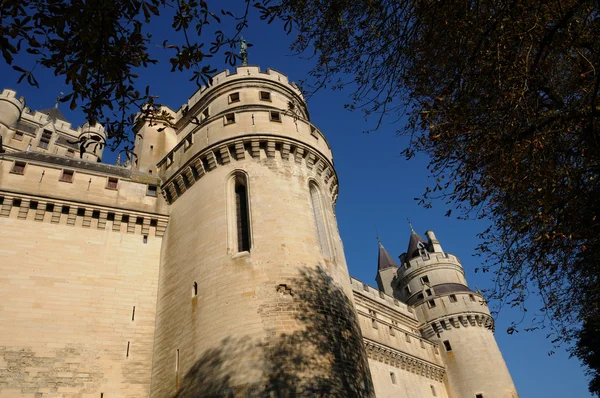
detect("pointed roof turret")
(407, 228), (429, 259)
(378, 239), (398, 271)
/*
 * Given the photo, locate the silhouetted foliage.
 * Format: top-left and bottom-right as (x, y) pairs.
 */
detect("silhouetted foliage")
(257, 0), (600, 391)
(175, 266), (374, 397)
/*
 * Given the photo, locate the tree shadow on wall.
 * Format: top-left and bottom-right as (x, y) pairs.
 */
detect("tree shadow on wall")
(175, 266), (375, 397)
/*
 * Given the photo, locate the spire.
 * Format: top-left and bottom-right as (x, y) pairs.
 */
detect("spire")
(378, 240), (398, 271)
(407, 228), (429, 259)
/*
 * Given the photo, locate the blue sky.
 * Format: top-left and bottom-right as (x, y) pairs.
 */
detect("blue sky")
(0, 4), (593, 397)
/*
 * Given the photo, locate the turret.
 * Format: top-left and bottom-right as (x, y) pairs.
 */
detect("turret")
(0, 89), (25, 146)
(393, 229), (518, 398)
(132, 106), (177, 175)
(375, 239), (399, 296)
(0, 89), (25, 129)
(78, 122), (106, 162)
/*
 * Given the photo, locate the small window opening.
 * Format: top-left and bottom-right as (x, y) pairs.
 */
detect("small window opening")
(147, 185), (158, 197)
(229, 92), (240, 103)
(30, 201), (38, 210)
(405, 333), (411, 342)
(431, 385), (437, 396)
(259, 91), (271, 101)
(60, 169), (74, 182)
(61, 205), (70, 214)
(122, 215), (129, 223)
(192, 282), (198, 297)
(175, 349), (180, 371)
(440, 320), (447, 329)
(107, 212), (115, 221)
(269, 111), (281, 122)
(150, 219), (158, 227)
(76, 208), (85, 217)
(390, 372), (396, 384)
(13, 131), (24, 141)
(449, 294), (457, 302)
(101, 393), (104, 398)
(469, 294), (476, 302)
(107, 177), (118, 190)
(420, 275), (430, 285)
(132, 306), (136, 321)
(150, 145), (154, 151)
(38, 130), (52, 149)
(389, 326), (395, 336)
(11, 161), (26, 175)
(66, 149), (75, 158)
(126, 341), (130, 358)
(427, 299), (436, 308)
(476, 394), (484, 398)
(46, 203), (54, 212)
(143, 235), (148, 244)
(92, 210), (100, 219)
(443, 340), (452, 352)
(425, 288), (433, 296)
(224, 113), (236, 125)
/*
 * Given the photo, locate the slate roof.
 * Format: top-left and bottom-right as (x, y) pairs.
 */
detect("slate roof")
(378, 241), (398, 271)
(407, 230), (429, 259)
(39, 106), (68, 123)
(1, 151), (132, 178)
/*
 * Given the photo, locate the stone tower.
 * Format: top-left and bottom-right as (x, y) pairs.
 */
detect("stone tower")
(145, 67), (373, 396)
(381, 229), (518, 398)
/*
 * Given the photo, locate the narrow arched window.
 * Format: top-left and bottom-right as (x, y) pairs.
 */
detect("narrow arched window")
(310, 183), (331, 259)
(236, 181), (251, 252)
(228, 172), (251, 253)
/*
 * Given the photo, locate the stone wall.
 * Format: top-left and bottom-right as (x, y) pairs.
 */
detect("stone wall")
(0, 216), (162, 397)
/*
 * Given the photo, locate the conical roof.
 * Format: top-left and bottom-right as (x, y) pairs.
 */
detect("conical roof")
(378, 241), (398, 271)
(407, 230), (428, 259)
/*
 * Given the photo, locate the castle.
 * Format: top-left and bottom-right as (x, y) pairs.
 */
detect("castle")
(0, 66), (518, 398)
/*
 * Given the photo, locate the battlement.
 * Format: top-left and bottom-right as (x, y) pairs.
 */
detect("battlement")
(350, 277), (414, 318)
(397, 252), (464, 281)
(175, 66), (305, 122)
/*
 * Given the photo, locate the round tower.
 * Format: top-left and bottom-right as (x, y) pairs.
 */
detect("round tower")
(395, 229), (518, 398)
(78, 122), (107, 162)
(132, 106), (177, 174)
(149, 67), (373, 397)
(0, 89), (25, 145)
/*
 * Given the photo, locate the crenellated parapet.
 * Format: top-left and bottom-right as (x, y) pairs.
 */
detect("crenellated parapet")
(174, 66), (307, 124)
(364, 339), (446, 382)
(0, 89), (25, 128)
(0, 191), (168, 237)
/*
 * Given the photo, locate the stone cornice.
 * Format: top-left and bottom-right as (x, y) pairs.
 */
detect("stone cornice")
(363, 338), (446, 382)
(0, 190), (168, 237)
(420, 312), (495, 340)
(159, 134), (339, 205)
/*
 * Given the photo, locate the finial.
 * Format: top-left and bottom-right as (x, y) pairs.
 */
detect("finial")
(116, 153), (121, 166)
(240, 37), (248, 67)
(55, 92), (64, 108)
(375, 225), (382, 246)
(408, 218), (414, 232)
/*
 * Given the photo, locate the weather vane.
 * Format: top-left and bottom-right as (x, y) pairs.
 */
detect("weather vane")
(240, 37), (248, 66)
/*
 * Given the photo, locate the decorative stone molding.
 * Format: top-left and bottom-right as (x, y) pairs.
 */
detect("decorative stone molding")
(421, 313), (495, 339)
(0, 191), (168, 237)
(159, 135), (339, 205)
(364, 339), (446, 382)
